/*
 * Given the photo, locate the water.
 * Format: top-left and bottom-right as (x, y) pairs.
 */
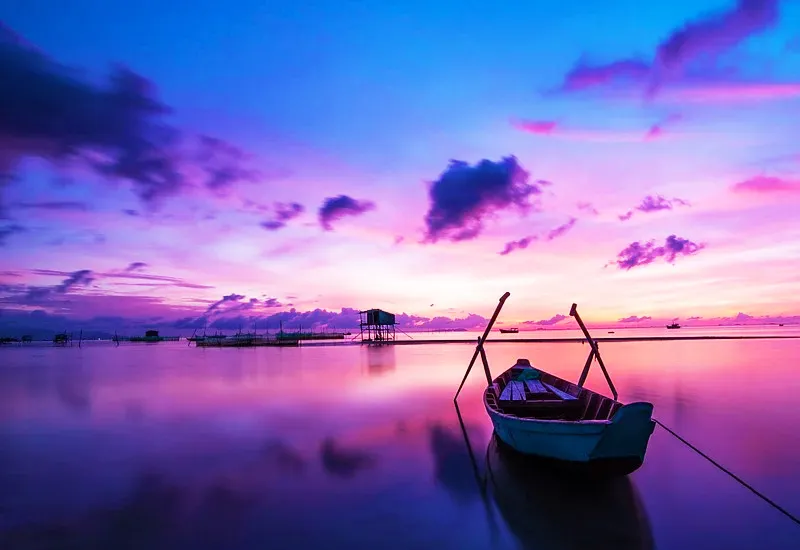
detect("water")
(1, 338), (799, 549)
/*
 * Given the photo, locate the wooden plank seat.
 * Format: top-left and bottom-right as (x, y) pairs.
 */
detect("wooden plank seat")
(542, 382), (578, 401)
(499, 380), (527, 401)
(524, 379), (549, 395)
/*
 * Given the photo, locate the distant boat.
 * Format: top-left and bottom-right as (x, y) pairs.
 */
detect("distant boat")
(499, 327), (519, 334)
(457, 295), (655, 476)
(779, 323), (784, 327)
(608, 331), (615, 334)
(666, 322), (680, 329)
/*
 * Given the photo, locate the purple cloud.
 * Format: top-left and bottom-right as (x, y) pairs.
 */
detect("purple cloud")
(16, 201), (90, 212)
(205, 293), (246, 314)
(0, 23), (255, 207)
(261, 202), (305, 231)
(560, 58), (651, 91)
(644, 114), (682, 140)
(423, 156), (546, 243)
(393, 235), (404, 246)
(576, 201), (599, 215)
(618, 315), (653, 323)
(55, 269), (94, 292)
(499, 236), (536, 256)
(0, 223), (25, 246)
(125, 262), (148, 272)
(559, 1), (780, 96)
(318, 195), (376, 231)
(195, 135), (258, 192)
(611, 235), (705, 270)
(511, 119), (558, 135)
(524, 313), (567, 326)
(546, 217), (577, 240)
(619, 194), (690, 221)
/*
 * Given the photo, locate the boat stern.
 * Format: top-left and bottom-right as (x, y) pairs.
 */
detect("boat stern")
(589, 402), (655, 464)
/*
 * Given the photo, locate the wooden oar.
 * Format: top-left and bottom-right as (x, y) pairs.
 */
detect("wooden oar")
(454, 292), (510, 401)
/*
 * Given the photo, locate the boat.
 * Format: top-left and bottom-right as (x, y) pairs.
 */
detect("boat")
(499, 327), (519, 334)
(666, 322), (680, 329)
(455, 293), (655, 476)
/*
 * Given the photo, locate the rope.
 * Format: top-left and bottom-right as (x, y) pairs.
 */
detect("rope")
(655, 419), (800, 526)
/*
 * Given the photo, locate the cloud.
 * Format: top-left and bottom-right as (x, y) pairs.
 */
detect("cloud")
(205, 293), (246, 314)
(619, 194), (690, 221)
(618, 315), (652, 323)
(15, 268), (96, 302)
(558, 1), (781, 98)
(55, 269), (94, 292)
(576, 201), (599, 216)
(560, 58), (651, 92)
(15, 201), (90, 212)
(423, 156), (546, 243)
(524, 313), (568, 326)
(195, 135), (259, 192)
(261, 202), (304, 231)
(644, 113), (682, 140)
(731, 175), (800, 194)
(687, 315), (703, 320)
(0, 223), (25, 246)
(318, 195), (375, 231)
(545, 217), (577, 240)
(29, 267), (213, 290)
(610, 234), (705, 270)
(393, 235), (404, 245)
(510, 119), (557, 134)
(122, 209), (139, 217)
(0, 23), (255, 208)
(499, 235), (536, 256)
(125, 262), (148, 272)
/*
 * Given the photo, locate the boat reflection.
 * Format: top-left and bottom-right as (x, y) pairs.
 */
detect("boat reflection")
(486, 435), (654, 550)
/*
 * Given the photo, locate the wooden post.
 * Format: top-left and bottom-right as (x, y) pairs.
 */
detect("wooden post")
(569, 303), (618, 401)
(454, 292), (510, 401)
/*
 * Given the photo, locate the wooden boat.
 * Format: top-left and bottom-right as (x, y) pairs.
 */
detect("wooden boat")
(666, 322), (680, 329)
(499, 327), (519, 334)
(455, 293), (655, 476)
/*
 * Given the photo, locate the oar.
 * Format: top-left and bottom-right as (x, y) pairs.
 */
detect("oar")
(454, 292), (510, 401)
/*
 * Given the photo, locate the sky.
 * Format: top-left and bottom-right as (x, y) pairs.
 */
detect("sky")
(1, 0), (800, 335)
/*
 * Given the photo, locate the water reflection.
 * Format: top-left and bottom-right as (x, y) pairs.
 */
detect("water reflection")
(320, 437), (376, 478)
(486, 436), (654, 550)
(365, 344), (396, 376)
(429, 423), (482, 504)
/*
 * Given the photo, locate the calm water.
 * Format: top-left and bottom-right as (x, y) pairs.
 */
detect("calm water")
(1, 338), (799, 549)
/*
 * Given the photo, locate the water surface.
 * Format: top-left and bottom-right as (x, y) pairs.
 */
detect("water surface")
(1, 338), (799, 549)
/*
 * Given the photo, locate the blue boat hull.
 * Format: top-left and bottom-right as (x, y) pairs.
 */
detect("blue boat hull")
(486, 399), (655, 476)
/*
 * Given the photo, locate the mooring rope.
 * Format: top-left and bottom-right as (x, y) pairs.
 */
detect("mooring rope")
(654, 419), (800, 526)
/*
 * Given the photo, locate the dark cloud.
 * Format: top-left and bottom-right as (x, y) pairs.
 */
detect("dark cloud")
(546, 217), (577, 240)
(524, 313), (567, 326)
(0, 223), (25, 245)
(499, 236), (536, 256)
(610, 235), (705, 270)
(125, 262), (148, 272)
(619, 194), (690, 221)
(0, 23), (255, 208)
(195, 135), (258, 192)
(261, 202), (304, 231)
(29, 267), (212, 290)
(423, 156), (546, 243)
(558, 1), (779, 96)
(318, 195), (375, 231)
(206, 293), (246, 314)
(55, 269), (94, 293)
(618, 315), (653, 323)
(687, 315), (703, 320)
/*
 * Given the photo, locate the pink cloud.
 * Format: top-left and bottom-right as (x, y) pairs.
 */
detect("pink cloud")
(731, 175), (800, 194)
(644, 114), (682, 140)
(660, 82), (800, 103)
(510, 119), (558, 135)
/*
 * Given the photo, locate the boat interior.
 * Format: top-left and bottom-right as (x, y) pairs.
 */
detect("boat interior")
(485, 359), (623, 421)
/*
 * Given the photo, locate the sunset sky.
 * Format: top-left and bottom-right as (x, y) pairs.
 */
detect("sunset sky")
(2, 0), (800, 334)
